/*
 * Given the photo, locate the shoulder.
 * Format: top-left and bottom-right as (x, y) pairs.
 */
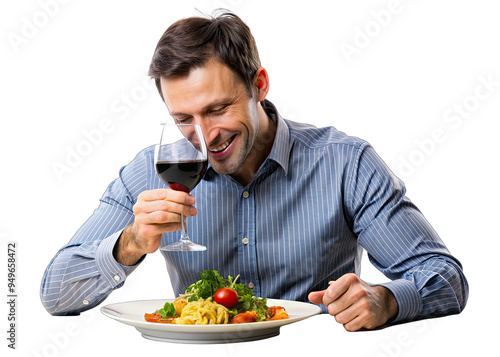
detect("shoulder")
(120, 145), (155, 172)
(116, 145), (156, 189)
(285, 119), (368, 153)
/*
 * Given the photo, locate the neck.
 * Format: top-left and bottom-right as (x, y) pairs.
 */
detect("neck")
(232, 102), (277, 186)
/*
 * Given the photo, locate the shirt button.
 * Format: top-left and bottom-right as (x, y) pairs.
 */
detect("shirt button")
(82, 299), (89, 305)
(248, 282), (255, 289)
(242, 237), (249, 245)
(114, 275), (121, 281)
(242, 191), (250, 198)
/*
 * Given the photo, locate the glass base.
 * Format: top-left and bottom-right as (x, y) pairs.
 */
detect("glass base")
(160, 239), (206, 252)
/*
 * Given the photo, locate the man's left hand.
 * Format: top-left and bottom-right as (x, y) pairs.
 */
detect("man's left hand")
(308, 273), (398, 331)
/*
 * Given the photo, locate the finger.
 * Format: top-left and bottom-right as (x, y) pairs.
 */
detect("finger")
(332, 298), (360, 325)
(138, 189), (170, 201)
(133, 215), (184, 238)
(137, 199), (197, 217)
(308, 290), (326, 305)
(326, 288), (356, 316)
(140, 222), (183, 237)
(139, 189), (195, 205)
(148, 207), (200, 227)
(342, 309), (374, 332)
(343, 316), (365, 332)
(322, 274), (354, 306)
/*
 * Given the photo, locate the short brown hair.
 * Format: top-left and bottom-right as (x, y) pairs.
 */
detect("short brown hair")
(148, 10), (261, 99)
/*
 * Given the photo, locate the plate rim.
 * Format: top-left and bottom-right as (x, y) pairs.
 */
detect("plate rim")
(101, 297), (321, 338)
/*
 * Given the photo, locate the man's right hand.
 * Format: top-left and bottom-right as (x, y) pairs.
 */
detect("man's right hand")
(113, 189), (197, 266)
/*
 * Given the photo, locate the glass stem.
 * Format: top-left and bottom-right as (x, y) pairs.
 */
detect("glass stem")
(180, 214), (189, 241)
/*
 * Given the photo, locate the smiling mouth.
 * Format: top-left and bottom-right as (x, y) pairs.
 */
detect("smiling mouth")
(209, 135), (236, 153)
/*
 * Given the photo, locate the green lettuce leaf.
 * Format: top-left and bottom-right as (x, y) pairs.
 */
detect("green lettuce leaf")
(158, 302), (176, 318)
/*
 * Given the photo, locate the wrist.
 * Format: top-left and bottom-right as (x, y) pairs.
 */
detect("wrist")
(377, 285), (399, 322)
(113, 225), (145, 266)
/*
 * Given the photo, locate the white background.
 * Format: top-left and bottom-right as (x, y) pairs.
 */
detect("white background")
(1, 0), (499, 356)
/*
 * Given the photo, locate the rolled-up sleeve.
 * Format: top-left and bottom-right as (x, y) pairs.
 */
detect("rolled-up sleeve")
(40, 147), (152, 315)
(346, 143), (469, 323)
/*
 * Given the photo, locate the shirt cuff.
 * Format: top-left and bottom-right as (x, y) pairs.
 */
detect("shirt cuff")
(95, 229), (143, 289)
(376, 279), (422, 323)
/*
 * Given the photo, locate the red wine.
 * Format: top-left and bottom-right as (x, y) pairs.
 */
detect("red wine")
(155, 160), (208, 192)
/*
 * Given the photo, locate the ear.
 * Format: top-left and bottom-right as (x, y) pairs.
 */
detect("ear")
(254, 67), (269, 101)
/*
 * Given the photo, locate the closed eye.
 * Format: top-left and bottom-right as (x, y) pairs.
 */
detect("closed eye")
(209, 105), (228, 115)
(173, 116), (193, 124)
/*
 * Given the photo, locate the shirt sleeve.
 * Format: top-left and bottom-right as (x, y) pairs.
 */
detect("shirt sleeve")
(40, 147), (151, 315)
(345, 143), (469, 323)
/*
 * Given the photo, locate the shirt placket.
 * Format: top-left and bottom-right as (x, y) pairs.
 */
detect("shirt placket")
(237, 187), (260, 296)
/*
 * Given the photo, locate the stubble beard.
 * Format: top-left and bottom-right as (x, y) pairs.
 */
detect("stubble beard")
(208, 131), (256, 177)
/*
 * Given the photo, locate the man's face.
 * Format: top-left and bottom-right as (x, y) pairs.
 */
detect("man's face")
(160, 60), (263, 178)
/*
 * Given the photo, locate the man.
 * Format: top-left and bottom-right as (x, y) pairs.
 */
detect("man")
(41, 11), (468, 331)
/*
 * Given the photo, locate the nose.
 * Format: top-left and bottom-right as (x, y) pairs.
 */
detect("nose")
(195, 118), (222, 149)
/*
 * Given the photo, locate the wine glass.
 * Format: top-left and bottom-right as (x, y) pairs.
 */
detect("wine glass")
(154, 123), (208, 251)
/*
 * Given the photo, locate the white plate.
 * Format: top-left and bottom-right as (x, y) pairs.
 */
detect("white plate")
(101, 298), (321, 344)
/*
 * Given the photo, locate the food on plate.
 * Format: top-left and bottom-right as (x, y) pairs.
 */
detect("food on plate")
(214, 287), (239, 308)
(175, 298), (230, 325)
(231, 311), (259, 324)
(144, 270), (289, 325)
(267, 306), (289, 321)
(172, 296), (188, 316)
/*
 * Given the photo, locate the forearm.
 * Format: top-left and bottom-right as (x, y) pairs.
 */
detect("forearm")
(348, 145), (469, 323)
(41, 147), (152, 315)
(40, 230), (138, 315)
(378, 257), (468, 323)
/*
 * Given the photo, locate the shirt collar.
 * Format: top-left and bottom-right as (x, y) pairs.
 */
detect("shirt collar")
(203, 99), (290, 181)
(261, 99), (290, 176)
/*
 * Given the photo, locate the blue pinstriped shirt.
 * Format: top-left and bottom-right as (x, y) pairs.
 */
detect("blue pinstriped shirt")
(40, 100), (468, 323)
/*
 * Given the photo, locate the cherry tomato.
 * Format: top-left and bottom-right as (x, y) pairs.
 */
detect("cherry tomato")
(214, 288), (239, 308)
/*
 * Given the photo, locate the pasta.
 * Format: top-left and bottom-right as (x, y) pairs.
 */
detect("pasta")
(174, 298), (230, 325)
(144, 270), (290, 325)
